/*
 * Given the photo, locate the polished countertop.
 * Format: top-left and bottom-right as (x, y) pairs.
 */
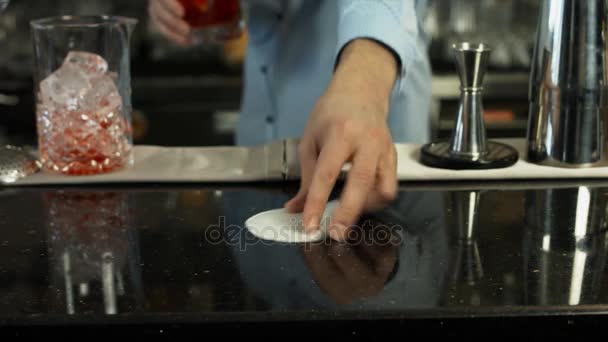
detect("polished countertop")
(1, 180), (608, 336)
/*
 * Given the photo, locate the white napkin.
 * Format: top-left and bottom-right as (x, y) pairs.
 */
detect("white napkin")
(245, 201), (338, 243)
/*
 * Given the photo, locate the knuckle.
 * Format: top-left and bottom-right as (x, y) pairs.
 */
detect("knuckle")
(368, 127), (384, 141)
(332, 118), (358, 140)
(351, 168), (375, 187)
(341, 120), (356, 137)
(320, 167), (340, 183)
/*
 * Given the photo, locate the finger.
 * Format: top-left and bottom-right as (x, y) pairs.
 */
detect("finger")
(149, 6), (191, 46)
(364, 147), (398, 212)
(285, 141), (317, 213)
(284, 191), (307, 214)
(153, 17), (190, 46)
(158, 0), (185, 18)
(153, 1), (190, 36)
(362, 192), (394, 214)
(302, 140), (351, 233)
(150, 0), (190, 37)
(378, 145), (398, 202)
(329, 146), (380, 241)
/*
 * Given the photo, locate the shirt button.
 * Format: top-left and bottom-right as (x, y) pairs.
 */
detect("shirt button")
(266, 116), (274, 124)
(260, 65), (268, 74)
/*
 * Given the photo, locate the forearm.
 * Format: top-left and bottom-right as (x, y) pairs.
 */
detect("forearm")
(331, 39), (398, 118)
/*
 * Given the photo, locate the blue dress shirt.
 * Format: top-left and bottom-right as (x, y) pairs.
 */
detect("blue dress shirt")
(236, 0), (432, 146)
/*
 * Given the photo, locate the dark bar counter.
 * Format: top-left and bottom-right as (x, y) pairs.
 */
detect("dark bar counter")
(1, 181), (608, 337)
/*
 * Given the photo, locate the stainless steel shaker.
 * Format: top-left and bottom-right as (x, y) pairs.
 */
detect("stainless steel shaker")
(527, 0), (608, 167)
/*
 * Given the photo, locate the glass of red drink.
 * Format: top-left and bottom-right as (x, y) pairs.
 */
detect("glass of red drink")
(178, 0), (244, 42)
(31, 16), (137, 176)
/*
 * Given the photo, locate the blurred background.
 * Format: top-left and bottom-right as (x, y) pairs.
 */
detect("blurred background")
(0, 0), (539, 147)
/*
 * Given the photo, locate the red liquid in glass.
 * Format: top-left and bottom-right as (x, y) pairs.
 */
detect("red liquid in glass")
(179, 0), (241, 28)
(37, 106), (133, 176)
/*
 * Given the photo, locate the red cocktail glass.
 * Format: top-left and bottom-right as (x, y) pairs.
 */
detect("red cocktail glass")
(178, 0), (244, 42)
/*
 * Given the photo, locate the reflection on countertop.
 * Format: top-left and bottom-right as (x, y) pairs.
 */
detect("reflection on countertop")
(1, 182), (608, 323)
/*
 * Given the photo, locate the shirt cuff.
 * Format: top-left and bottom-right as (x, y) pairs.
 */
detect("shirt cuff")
(335, 0), (421, 92)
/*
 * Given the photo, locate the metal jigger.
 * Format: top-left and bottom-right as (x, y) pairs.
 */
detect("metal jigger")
(420, 43), (519, 169)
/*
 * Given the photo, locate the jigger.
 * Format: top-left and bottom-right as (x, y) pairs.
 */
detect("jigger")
(420, 43), (519, 169)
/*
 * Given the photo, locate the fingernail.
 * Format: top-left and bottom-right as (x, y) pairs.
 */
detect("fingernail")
(306, 230), (319, 237)
(305, 216), (318, 232)
(329, 225), (347, 241)
(328, 229), (341, 241)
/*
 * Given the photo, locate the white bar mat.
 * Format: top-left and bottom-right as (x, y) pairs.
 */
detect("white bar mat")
(8, 138), (608, 186)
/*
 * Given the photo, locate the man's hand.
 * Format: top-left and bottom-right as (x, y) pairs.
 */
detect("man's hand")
(285, 39), (399, 241)
(148, 0), (192, 46)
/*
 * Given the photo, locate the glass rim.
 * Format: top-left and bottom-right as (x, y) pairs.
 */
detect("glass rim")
(30, 15), (138, 29)
(452, 42), (492, 52)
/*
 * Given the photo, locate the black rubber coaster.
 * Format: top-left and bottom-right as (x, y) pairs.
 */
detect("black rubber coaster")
(420, 141), (519, 170)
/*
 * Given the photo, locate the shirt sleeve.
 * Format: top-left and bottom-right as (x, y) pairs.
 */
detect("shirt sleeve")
(336, 0), (423, 92)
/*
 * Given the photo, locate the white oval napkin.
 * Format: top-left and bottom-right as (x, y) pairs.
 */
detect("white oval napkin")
(245, 200), (338, 243)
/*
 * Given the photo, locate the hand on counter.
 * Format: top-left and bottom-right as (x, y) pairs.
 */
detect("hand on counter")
(285, 39), (399, 241)
(148, 0), (192, 46)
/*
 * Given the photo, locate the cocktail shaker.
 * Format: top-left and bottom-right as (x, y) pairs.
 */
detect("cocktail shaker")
(527, 0), (608, 167)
